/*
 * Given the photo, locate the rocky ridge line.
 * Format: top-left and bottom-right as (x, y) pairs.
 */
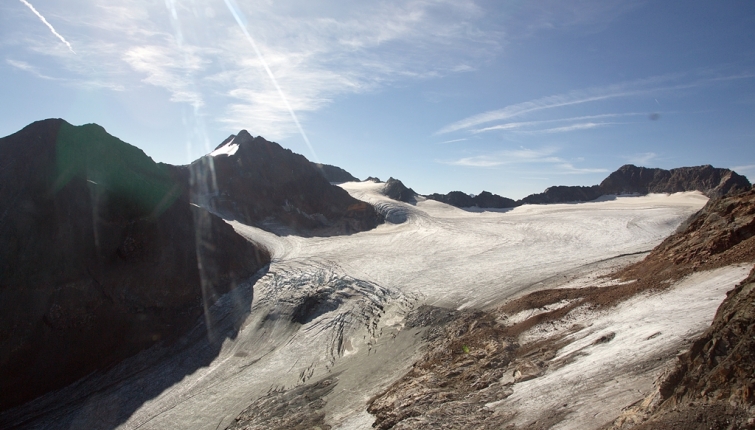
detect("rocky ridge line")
(425, 164), (750, 209)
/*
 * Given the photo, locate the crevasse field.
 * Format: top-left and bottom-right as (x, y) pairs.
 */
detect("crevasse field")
(17, 185), (748, 430)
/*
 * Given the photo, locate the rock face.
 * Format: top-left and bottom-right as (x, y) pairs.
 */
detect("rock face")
(518, 185), (603, 205)
(311, 162), (359, 183)
(426, 191), (517, 209)
(600, 164), (751, 198)
(428, 164), (750, 209)
(0, 119), (270, 411)
(193, 131), (381, 236)
(383, 177), (417, 203)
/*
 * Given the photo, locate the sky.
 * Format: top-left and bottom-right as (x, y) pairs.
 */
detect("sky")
(1, 0), (754, 199)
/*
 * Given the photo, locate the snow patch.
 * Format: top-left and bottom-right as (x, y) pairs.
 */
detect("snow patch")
(210, 142), (239, 157)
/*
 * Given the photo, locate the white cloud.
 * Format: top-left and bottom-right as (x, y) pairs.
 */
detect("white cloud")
(731, 164), (755, 173)
(471, 113), (644, 134)
(440, 147), (606, 174)
(440, 147), (561, 167)
(438, 70), (753, 136)
(525, 122), (609, 134)
(7, 0), (502, 140)
(6, 58), (56, 80)
(625, 152), (658, 165)
(557, 163), (609, 174)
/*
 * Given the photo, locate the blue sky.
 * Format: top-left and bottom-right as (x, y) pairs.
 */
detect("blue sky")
(1, 0), (754, 198)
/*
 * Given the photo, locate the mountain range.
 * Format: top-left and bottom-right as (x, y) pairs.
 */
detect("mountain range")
(424, 164), (750, 209)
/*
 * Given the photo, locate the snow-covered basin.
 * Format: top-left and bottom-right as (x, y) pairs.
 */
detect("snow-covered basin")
(244, 183), (709, 309)
(15, 185), (714, 430)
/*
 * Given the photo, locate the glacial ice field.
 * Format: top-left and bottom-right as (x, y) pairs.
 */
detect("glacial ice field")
(6, 184), (731, 430)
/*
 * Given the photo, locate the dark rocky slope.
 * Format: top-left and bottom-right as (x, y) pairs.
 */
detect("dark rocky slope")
(600, 164), (750, 199)
(426, 190), (517, 209)
(0, 119), (270, 411)
(428, 164), (750, 209)
(383, 177), (418, 203)
(518, 185), (603, 205)
(311, 162), (359, 183)
(192, 131), (381, 235)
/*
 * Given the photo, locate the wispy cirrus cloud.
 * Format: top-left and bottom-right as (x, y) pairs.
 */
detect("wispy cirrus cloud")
(471, 113), (644, 134)
(435, 81), (651, 134)
(436, 72), (752, 135)
(438, 138), (469, 144)
(731, 164), (755, 173)
(6, 58), (56, 80)
(522, 122), (609, 134)
(625, 152), (658, 165)
(440, 147), (561, 167)
(439, 146), (606, 174)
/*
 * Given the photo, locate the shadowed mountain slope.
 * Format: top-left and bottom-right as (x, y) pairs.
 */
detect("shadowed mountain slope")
(311, 162), (359, 183)
(383, 177), (418, 203)
(426, 190), (518, 209)
(0, 119), (270, 411)
(191, 131), (382, 236)
(428, 164), (751, 209)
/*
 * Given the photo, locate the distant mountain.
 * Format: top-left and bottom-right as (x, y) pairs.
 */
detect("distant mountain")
(311, 162), (359, 183)
(193, 131), (382, 236)
(383, 177), (418, 203)
(426, 190), (517, 209)
(518, 185), (603, 205)
(428, 164), (751, 209)
(599, 164), (750, 198)
(0, 119), (270, 411)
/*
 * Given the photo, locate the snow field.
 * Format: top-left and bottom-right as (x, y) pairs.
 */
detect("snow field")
(495, 264), (753, 429)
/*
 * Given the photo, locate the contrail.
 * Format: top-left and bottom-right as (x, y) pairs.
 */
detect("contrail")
(19, 0), (75, 54)
(222, 0), (319, 162)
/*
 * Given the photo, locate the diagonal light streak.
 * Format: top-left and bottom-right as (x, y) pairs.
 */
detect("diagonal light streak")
(19, 0), (75, 54)
(223, 0), (319, 162)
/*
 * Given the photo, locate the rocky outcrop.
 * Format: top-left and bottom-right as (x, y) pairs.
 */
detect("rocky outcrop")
(383, 177), (417, 203)
(311, 162), (359, 183)
(600, 164), (751, 198)
(519, 185), (603, 205)
(0, 119), (270, 411)
(193, 131), (382, 236)
(426, 191), (517, 209)
(427, 165), (750, 209)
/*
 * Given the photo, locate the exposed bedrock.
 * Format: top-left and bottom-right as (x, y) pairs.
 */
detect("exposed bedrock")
(192, 131), (382, 236)
(383, 177), (418, 203)
(311, 162), (359, 183)
(0, 119), (270, 411)
(427, 164), (751, 209)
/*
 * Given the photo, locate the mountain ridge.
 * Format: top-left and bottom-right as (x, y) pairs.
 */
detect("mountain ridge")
(425, 164), (751, 209)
